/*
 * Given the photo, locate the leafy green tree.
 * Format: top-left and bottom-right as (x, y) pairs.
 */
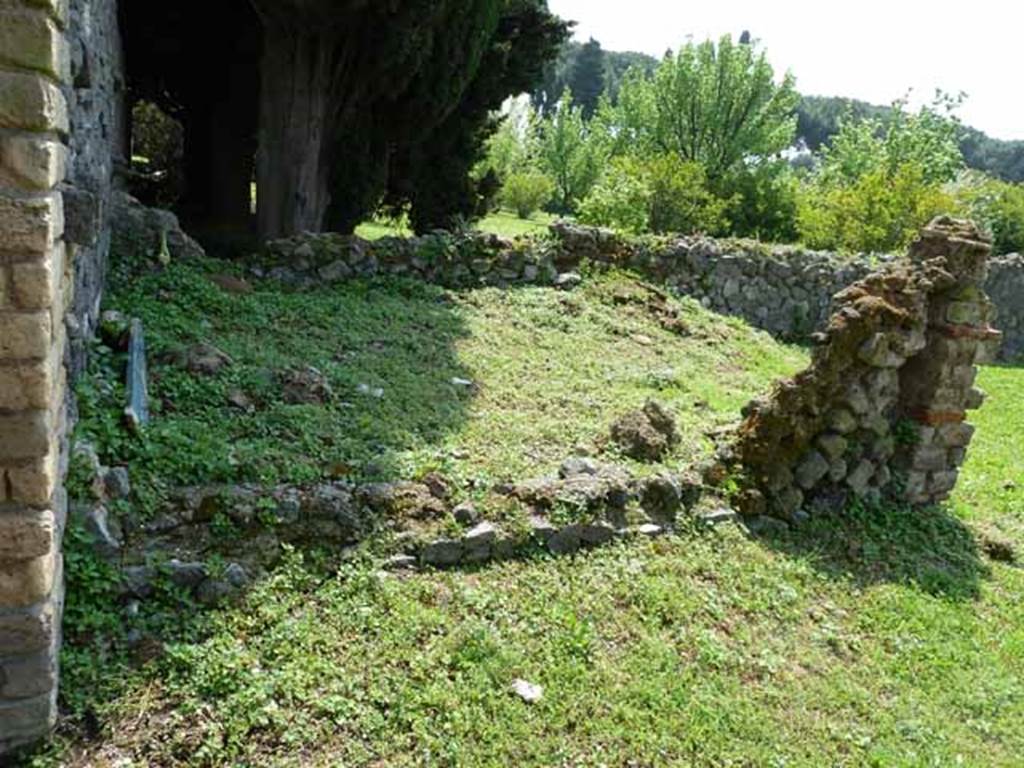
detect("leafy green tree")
(538, 90), (606, 212)
(502, 171), (555, 218)
(797, 95), (964, 252)
(569, 38), (606, 118)
(382, 0), (570, 233)
(612, 35), (799, 184)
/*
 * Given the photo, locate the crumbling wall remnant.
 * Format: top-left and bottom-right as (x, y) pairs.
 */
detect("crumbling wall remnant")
(723, 218), (1001, 519)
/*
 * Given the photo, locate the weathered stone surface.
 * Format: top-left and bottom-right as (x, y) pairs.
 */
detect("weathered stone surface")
(0, 510), (54, 562)
(0, 646), (58, 700)
(547, 524), (583, 554)
(0, 191), (63, 257)
(0, 410), (52, 460)
(0, 356), (57, 411)
(421, 539), (463, 567)
(0, 601), (56, 655)
(0, 135), (66, 191)
(0, 309), (51, 359)
(795, 451), (830, 490)
(0, 554), (57, 608)
(609, 400), (679, 461)
(0, 70), (67, 132)
(0, 8), (68, 80)
(10, 244), (62, 309)
(0, 692), (57, 751)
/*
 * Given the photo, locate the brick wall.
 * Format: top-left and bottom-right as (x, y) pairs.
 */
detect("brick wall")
(0, 0), (72, 752)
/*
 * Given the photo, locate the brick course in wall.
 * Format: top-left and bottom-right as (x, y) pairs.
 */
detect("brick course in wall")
(0, 0), (71, 753)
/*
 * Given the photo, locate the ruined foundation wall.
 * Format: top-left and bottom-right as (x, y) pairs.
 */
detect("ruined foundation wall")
(723, 218), (1001, 520)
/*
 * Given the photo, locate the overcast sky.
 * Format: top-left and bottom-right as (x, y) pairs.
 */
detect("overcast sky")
(548, 0), (1023, 140)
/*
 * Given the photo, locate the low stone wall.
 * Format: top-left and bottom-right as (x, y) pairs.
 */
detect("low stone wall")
(987, 253), (1024, 358)
(716, 218), (1001, 520)
(260, 224), (1023, 358)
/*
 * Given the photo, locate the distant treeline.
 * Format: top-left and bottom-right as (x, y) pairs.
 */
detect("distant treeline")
(533, 42), (1024, 183)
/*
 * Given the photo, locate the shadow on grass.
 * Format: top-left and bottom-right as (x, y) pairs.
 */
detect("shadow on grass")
(753, 502), (990, 601)
(23, 266), (481, 765)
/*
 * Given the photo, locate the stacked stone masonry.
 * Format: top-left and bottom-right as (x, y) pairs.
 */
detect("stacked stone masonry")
(0, 0), (72, 752)
(724, 218), (1001, 520)
(260, 224), (1023, 360)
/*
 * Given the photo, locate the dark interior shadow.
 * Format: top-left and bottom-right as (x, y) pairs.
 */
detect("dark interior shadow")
(748, 501), (990, 600)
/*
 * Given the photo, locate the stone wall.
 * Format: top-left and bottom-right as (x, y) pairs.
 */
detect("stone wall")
(261, 224), (1024, 358)
(0, 0), (74, 751)
(718, 218), (1001, 520)
(64, 0), (124, 377)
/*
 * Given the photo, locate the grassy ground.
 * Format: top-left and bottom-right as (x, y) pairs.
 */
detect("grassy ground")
(25, 254), (1024, 767)
(355, 209), (556, 241)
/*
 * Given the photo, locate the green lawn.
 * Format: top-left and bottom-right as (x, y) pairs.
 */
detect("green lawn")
(355, 209), (556, 241)
(27, 253), (1024, 767)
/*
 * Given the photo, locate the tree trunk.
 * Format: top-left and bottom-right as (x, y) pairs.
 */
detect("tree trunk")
(256, 27), (335, 240)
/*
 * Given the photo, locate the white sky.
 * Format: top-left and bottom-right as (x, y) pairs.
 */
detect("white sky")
(548, 0), (1023, 140)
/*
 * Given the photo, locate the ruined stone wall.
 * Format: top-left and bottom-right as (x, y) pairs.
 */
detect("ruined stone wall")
(0, 0), (74, 751)
(722, 218), (1001, 520)
(263, 226), (1024, 358)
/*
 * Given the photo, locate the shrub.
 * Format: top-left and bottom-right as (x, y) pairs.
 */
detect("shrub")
(501, 171), (555, 219)
(579, 155), (730, 236)
(798, 162), (956, 252)
(578, 157), (650, 234)
(954, 172), (1024, 255)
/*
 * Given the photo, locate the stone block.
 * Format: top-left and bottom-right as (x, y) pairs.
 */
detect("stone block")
(0, 410), (52, 460)
(0, 190), (63, 255)
(0, 135), (65, 191)
(0, 601), (55, 655)
(965, 387), (987, 410)
(0, 691), (57, 751)
(845, 459), (875, 496)
(930, 470), (959, 495)
(24, 0), (68, 26)
(0, 8), (68, 81)
(795, 450), (830, 490)
(61, 185), (99, 245)
(816, 433), (848, 462)
(0, 510), (54, 562)
(0, 70), (67, 132)
(937, 422), (975, 448)
(0, 351), (58, 410)
(910, 445), (949, 473)
(10, 243), (62, 309)
(0, 552), (57, 607)
(7, 445), (59, 505)
(0, 309), (51, 359)
(0, 641), (58, 700)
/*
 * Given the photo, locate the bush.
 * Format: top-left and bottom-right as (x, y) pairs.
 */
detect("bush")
(578, 157), (650, 234)
(501, 171), (555, 219)
(579, 155), (730, 236)
(797, 162), (955, 252)
(954, 172), (1024, 255)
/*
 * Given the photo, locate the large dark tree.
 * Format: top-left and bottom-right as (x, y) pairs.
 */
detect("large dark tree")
(125, 1), (566, 240)
(569, 38), (605, 118)
(383, 0), (570, 232)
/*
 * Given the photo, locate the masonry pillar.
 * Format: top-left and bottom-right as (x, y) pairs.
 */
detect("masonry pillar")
(0, 0), (72, 752)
